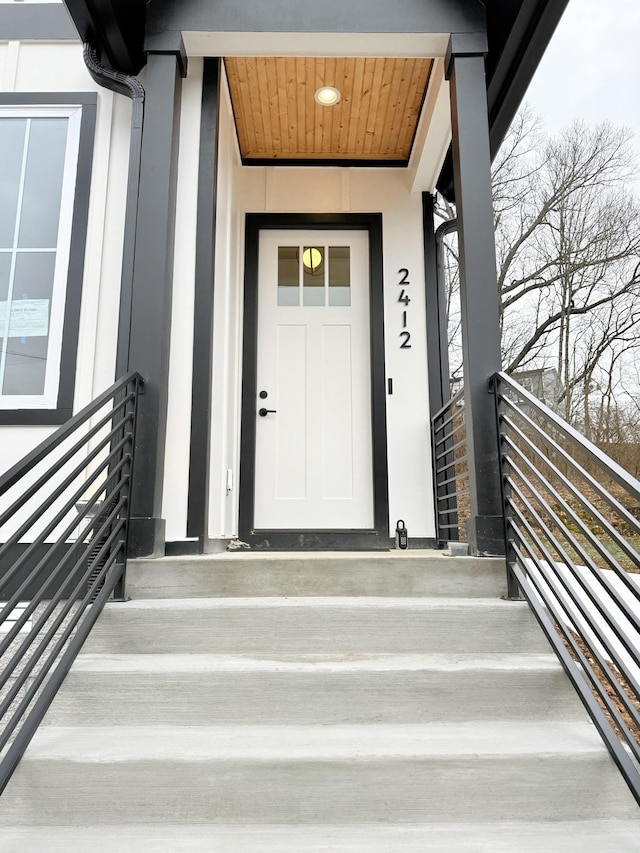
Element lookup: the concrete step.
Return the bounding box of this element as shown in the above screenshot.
[83,597,550,655]
[126,552,507,599]
[2,821,640,852]
[3,723,638,824]
[41,652,585,726]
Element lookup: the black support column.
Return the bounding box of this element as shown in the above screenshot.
[126,43,186,557]
[446,36,504,556]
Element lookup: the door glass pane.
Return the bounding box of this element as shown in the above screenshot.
[1,252,55,395]
[0,119,27,248]
[277,246,299,306]
[302,246,324,306]
[18,118,68,249]
[328,246,350,306]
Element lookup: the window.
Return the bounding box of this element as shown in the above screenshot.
[277,244,351,307]
[0,95,96,424]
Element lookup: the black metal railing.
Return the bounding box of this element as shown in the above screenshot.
[0,371,143,793]
[431,387,468,544]
[492,371,640,805]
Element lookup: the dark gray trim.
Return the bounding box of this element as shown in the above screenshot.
[147,0,485,38]
[448,52,504,556]
[445,30,489,75]
[0,4,78,41]
[187,58,220,543]
[423,193,453,418]
[0,93,97,426]
[239,212,389,549]
[126,51,183,557]
[144,31,188,79]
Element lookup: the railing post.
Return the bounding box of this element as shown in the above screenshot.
[492,374,522,600]
[113,374,142,601]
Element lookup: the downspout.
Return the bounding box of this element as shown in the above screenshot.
[82,43,145,379]
[435,217,457,405]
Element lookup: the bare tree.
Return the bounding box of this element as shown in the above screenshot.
[436,108,640,436]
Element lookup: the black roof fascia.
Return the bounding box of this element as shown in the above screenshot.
[63,0,146,74]
[437,0,570,200]
[485,0,571,156]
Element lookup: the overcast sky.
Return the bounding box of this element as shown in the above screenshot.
[524,0,640,173]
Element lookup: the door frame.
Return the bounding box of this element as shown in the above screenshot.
[239,212,390,550]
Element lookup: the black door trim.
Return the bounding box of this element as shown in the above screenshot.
[239,212,389,550]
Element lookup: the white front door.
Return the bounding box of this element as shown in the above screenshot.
[254,229,374,530]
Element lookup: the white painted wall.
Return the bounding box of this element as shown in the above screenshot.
[0,38,436,542]
[0,40,130,478]
[200,76,436,542]
[161,58,203,541]
[206,64,244,543]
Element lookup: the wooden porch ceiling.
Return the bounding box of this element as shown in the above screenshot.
[224,56,433,163]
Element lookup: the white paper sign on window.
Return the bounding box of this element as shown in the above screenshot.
[0,299,50,337]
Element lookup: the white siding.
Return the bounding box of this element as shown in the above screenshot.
[0,38,436,543]
[161,58,203,541]
[207,64,244,543]
[200,76,436,541]
[0,40,130,477]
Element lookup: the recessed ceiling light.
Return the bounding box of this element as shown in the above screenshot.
[314,86,341,106]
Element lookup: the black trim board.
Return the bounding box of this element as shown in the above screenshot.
[0,93,97,426]
[186,58,220,543]
[239,213,389,550]
[242,158,408,169]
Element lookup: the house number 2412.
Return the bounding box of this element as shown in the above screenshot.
[397,268,411,349]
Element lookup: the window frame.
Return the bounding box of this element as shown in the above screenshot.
[0,93,97,425]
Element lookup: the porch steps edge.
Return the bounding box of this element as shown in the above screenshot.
[125,552,507,599]
[2,821,640,852]
[82,597,551,655]
[41,651,585,726]
[3,723,639,823]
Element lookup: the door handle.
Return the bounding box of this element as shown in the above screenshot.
[259,408,277,417]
